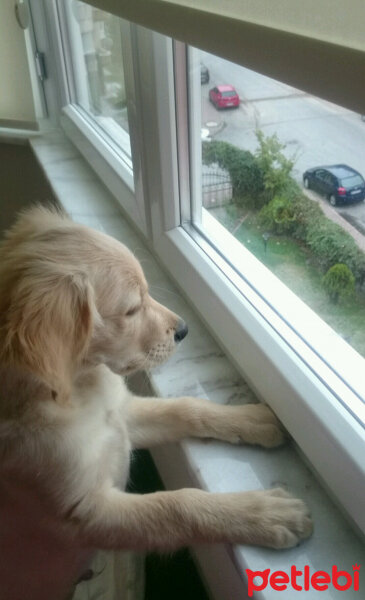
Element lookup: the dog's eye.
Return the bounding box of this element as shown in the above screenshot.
[125,305,140,317]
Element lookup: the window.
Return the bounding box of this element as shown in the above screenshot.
[184,46,365,424]
[62,0,131,157]
[32,0,365,536]
[43,0,148,231]
[163,38,365,533]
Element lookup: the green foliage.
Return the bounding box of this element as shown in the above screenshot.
[322,263,355,304]
[255,130,295,200]
[306,218,365,282]
[202,141,265,207]
[202,131,295,209]
[259,187,323,240]
[202,137,365,285]
[290,193,323,241]
[259,190,365,282]
[259,195,297,235]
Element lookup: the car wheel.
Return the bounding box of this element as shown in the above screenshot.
[304,177,310,189]
[329,194,337,207]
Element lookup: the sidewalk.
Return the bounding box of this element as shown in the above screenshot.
[202,97,225,138]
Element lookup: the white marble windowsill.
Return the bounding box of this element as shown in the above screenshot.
[29,129,364,599]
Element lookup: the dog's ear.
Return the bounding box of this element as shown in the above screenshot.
[4,270,94,404]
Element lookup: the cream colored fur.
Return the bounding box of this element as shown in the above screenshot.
[0,206,312,600]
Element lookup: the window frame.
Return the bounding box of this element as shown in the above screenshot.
[31,0,365,536]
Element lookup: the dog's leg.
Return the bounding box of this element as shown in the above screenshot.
[74,485,312,552]
[126,396,285,449]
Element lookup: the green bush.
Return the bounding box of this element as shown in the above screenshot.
[259,191,365,282]
[202,141,265,207]
[290,193,323,241]
[306,218,365,282]
[322,263,355,304]
[259,195,297,235]
[202,132,296,208]
[259,188,323,240]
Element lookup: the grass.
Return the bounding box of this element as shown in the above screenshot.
[210,203,365,358]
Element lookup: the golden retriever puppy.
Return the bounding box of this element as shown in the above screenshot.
[0,206,312,600]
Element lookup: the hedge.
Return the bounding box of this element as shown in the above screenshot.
[306,218,365,282]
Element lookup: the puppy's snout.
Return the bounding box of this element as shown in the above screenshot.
[174,319,188,343]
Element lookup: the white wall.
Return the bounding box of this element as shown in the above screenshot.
[0,0,36,126]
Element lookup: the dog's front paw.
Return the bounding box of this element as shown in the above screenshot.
[232,488,313,549]
[258,488,313,548]
[224,403,286,448]
[255,488,313,548]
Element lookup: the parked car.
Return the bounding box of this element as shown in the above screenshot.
[303,164,365,206]
[200,63,210,84]
[209,85,240,109]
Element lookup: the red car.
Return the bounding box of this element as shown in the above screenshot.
[209,84,240,109]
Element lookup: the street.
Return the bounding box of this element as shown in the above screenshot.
[200,51,365,236]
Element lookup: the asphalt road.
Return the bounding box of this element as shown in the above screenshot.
[200,51,365,236]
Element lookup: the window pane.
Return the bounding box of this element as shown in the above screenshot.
[64,0,130,155]
[188,47,365,397]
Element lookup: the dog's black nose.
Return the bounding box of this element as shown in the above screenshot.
[174,320,188,343]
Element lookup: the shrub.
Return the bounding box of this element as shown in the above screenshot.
[290,193,323,241]
[259,195,297,235]
[202,141,265,207]
[306,218,365,282]
[322,263,355,304]
[259,188,325,240]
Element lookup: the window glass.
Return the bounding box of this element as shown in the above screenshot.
[64,0,130,155]
[188,47,365,372]
[341,174,364,187]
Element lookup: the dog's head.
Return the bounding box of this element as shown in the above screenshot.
[0,206,187,404]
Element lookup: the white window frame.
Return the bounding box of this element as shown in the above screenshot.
[30,0,365,536]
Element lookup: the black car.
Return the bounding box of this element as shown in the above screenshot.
[303,164,365,206]
[200,63,210,84]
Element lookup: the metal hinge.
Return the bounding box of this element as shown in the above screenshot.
[35,51,47,82]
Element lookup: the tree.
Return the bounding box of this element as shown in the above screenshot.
[255,130,295,201]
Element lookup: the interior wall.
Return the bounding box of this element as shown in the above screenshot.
[0,1,36,126]
[0,143,57,237]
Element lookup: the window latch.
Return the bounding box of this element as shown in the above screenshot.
[35,51,47,82]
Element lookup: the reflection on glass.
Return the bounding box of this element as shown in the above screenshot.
[69,1,129,135]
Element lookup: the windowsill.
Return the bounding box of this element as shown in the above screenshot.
[29,128,365,599]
